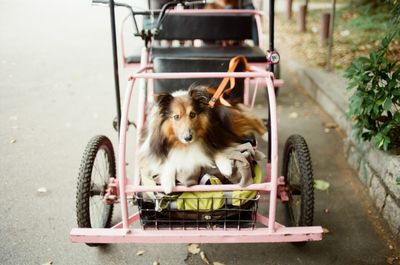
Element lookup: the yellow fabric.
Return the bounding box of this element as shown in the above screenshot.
[141,164,261,211]
[232,164,262,206]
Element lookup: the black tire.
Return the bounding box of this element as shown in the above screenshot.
[76,135,115,247]
[282,135,314,245]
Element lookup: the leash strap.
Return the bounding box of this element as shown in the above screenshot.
[208,55,250,108]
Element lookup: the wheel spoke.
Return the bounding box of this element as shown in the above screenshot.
[90,197,106,228]
[289,151,301,184]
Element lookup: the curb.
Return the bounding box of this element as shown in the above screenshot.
[281,55,400,240]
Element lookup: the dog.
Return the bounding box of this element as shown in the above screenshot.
[137,85,267,194]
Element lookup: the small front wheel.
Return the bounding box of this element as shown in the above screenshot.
[76,135,115,247]
[282,134,314,244]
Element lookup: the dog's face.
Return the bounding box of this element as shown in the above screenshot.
[155,87,210,145]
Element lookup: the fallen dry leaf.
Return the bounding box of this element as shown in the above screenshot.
[294,101,302,107]
[324,122,338,129]
[200,251,210,264]
[37,187,48,193]
[213,262,225,265]
[136,250,145,256]
[288,112,298,119]
[323,228,330,234]
[188,243,201,255]
[386,256,395,265]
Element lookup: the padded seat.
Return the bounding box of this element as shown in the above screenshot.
[153,57,245,100]
[151,46,267,63]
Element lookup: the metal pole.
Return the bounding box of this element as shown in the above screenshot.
[267,0,275,162]
[109,0,122,132]
[269,0,274,73]
[326,0,336,71]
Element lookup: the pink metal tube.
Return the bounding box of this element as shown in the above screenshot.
[118,78,136,230]
[118,65,151,229]
[71,226,323,244]
[129,71,272,80]
[244,78,250,106]
[125,183,270,194]
[249,65,279,232]
[118,64,154,229]
[256,214,284,228]
[122,68,275,230]
[133,48,151,187]
[111,213,140,229]
[265,76,279,232]
[254,13,264,49]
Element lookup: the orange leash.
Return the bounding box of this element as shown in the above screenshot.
[208,55,251,108]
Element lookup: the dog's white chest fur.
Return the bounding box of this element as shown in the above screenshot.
[167,142,213,172]
[159,142,215,193]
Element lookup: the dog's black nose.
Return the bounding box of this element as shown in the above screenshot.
[184,135,193,142]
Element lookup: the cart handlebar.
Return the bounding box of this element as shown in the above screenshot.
[91,0,214,9]
[91,0,214,45]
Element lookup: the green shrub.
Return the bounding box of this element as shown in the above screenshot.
[344,32,400,150]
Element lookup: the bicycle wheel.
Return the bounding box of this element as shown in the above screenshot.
[76,135,115,246]
[282,135,314,244]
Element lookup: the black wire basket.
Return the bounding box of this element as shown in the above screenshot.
[136,193,260,230]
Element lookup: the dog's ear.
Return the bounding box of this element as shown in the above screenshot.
[154,93,173,117]
[154,93,173,105]
[188,85,211,107]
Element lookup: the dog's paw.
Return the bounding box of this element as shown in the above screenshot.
[215,155,233,177]
[160,174,176,194]
[262,132,269,142]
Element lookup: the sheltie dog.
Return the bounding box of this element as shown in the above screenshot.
[138,85,268,193]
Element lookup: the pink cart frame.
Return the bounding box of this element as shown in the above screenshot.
[70,7,323,245]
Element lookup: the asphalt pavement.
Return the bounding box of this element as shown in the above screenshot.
[0,0,398,264]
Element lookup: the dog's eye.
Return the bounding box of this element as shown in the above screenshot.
[173,114,180,120]
[189,111,196,119]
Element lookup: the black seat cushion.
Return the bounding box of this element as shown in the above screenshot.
[151,46,267,63]
[153,57,245,100]
[155,14,253,41]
